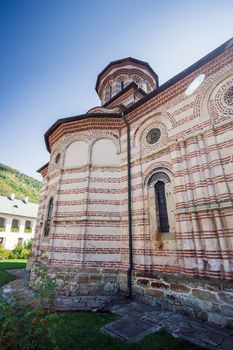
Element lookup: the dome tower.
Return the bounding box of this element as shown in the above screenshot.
[95,57,159,107]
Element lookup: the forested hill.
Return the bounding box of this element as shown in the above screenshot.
[0,163,42,203]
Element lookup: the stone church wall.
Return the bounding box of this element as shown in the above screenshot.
[32,41,233,326]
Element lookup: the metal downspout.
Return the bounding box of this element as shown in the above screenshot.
[122,112,133,298]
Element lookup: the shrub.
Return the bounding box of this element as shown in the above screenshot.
[24,238,33,250]
[11,239,32,259]
[0,262,65,350]
[0,247,12,260]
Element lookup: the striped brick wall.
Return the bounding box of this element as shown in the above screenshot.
[32,45,233,292]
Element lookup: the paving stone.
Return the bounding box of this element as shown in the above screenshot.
[222,336,233,350]
[101,316,161,342]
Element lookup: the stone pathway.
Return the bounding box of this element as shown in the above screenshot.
[102,301,233,350]
[1,269,233,350]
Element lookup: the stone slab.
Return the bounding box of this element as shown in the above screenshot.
[101,315,161,342]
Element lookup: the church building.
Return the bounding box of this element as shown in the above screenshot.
[32,38,233,326]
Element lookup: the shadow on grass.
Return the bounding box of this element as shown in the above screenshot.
[53,312,203,350]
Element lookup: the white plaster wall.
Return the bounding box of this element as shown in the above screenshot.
[0,214,36,250]
[91,139,119,165]
[64,141,88,168]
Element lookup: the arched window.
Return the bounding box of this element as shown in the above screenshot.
[154,181,169,233]
[148,171,173,235]
[44,198,53,237]
[105,85,112,101]
[120,80,124,91]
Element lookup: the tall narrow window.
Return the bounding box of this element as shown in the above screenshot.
[44,198,53,237]
[154,181,169,233]
[120,80,124,91]
[109,85,112,99]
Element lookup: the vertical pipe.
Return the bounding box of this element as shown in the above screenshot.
[122,112,133,298]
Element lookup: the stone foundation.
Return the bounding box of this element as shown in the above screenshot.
[30,263,233,327]
[30,263,120,297]
[128,271,233,328]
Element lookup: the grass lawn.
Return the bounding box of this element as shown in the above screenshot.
[52,312,202,350]
[0,259,26,287]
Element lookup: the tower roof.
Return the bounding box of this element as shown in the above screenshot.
[95,57,159,93]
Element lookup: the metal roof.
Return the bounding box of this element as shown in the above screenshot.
[0,195,38,219]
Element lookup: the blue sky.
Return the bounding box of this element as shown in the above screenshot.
[1,0,233,180]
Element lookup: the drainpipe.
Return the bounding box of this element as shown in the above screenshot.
[122,112,133,298]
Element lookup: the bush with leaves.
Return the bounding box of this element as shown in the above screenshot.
[0,247,12,260]
[0,262,67,350]
[11,239,32,259]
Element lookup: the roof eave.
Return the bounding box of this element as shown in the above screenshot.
[125,37,233,115]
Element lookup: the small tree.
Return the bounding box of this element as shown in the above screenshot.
[0,262,67,350]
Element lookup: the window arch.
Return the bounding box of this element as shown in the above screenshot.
[148,171,174,236]
[154,181,169,233]
[105,84,112,101]
[44,197,53,237]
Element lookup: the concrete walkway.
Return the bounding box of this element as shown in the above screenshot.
[1,269,233,350]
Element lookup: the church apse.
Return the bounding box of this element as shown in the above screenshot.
[31,39,233,326]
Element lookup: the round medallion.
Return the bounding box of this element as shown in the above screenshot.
[55,153,61,164]
[223,86,233,106]
[146,128,161,144]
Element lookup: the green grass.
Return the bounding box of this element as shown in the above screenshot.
[0,270,16,287]
[52,312,202,350]
[0,259,27,270]
[0,259,26,287]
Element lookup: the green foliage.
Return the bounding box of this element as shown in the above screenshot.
[0,163,42,204]
[12,242,32,259]
[0,247,12,260]
[0,262,63,350]
[0,240,32,260]
[11,227,19,232]
[24,238,33,249]
[0,226,5,232]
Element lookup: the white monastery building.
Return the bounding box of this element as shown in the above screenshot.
[0,194,38,249]
[32,38,233,327]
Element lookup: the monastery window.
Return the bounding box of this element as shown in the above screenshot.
[148,172,175,236]
[185,73,205,96]
[0,217,5,231]
[154,181,169,233]
[146,128,161,145]
[224,86,233,106]
[11,219,19,232]
[105,84,112,101]
[25,220,32,233]
[44,198,53,237]
[55,152,61,164]
[17,238,23,245]
[121,80,124,91]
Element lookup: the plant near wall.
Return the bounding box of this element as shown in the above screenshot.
[0,226,5,232]
[0,247,12,260]
[0,262,66,350]
[11,227,19,233]
[11,240,33,259]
